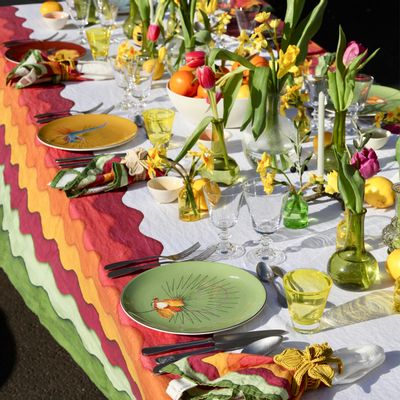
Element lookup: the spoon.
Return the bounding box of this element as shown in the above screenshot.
[256,262,288,308]
[241,335,284,355]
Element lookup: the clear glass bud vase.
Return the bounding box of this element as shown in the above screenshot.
[328,208,379,290]
[241,94,296,167]
[200,119,240,185]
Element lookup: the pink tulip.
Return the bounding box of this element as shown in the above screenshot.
[206,89,223,104]
[196,66,216,90]
[147,24,160,42]
[350,148,380,179]
[185,51,206,68]
[343,41,367,66]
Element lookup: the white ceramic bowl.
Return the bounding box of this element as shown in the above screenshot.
[42,11,69,30]
[167,85,250,129]
[147,176,183,204]
[365,128,391,150]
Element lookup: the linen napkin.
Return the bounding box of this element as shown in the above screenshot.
[164,343,385,400]
[50,149,159,198]
[6,49,113,88]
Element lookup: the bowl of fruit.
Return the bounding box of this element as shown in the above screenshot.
[166,68,250,129]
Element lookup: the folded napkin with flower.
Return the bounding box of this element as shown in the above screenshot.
[50,148,161,198]
[164,343,385,400]
[6,49,113,88]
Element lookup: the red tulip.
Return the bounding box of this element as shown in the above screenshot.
[147,24,160,42]
[196,66,216,90]
[185,51,206,68]
[350,148,380,179]
[343,41,367,66]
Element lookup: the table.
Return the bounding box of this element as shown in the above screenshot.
[1,3,399,400]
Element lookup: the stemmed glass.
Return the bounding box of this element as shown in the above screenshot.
[203,181,245,259]
[303,74,329,134]
[242,178,287,266]
[348,74,374,132]
[235,6,260,36]
[126,54,155,116]
[65,0,91,45]
[92,0,120,43]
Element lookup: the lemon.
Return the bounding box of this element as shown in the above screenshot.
[192,178,209,211]
[143,59,165,81]
[365,176,395,208]
[40,1,63,15]
[313,131,332,153]
[237,84,250,99]
[386,249,400,280]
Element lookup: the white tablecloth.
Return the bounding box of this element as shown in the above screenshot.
[15,3,400,399]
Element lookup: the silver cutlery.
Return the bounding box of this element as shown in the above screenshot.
[55,152,125,169]
[256,262,287,308]
[241,336,285,355]
[104,242,201,271]
[142,329,288,356]
[107,245,217,279]
[34,102,103,119]
[3,32,65,47]
[36,104,115,125]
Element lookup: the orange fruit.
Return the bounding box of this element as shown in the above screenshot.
[143,59,164,80]
[313,131,332,153]
[386,249,400,280]
[179,65,195,72]
[40,1,62,15]
[169,70,198,97]
[197,85,208,98]
[249,54,269,67]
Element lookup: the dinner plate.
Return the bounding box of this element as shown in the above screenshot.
[5,41,86,64]
[121,261,267,335]
[362,85,400,115]
[37,114,137,151]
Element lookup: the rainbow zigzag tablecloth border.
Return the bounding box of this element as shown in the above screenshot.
[0,6,179,399]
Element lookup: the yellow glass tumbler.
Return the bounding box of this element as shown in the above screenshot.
[283,269,332,333]
[86,26,111,61]
[142,108,175,150]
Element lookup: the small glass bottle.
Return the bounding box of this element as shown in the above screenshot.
[178,182,202,222]
[283,192,309,229]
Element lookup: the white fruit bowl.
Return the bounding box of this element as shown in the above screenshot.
[166,85,250,129]
[147,176,183,204]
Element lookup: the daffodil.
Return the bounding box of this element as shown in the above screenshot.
[256,152,272,175]
[277,45,300,79]
[261,172,276,194]
[309,174,325,185]
[268,18,280,29]
[255,12,271,24]
[197,0,217,14]
[198,143,214,172]
[325,170,339,194]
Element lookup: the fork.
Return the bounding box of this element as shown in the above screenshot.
[34,102,103,119]
[104,242,201,271]
[107,245,217,279]
[37,104,115,124]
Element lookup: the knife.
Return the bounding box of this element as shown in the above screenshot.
[152,336,283,374]
[142,329,287,356]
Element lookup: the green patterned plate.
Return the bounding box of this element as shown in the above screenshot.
[362,85,400,115]
[121,261,267,335]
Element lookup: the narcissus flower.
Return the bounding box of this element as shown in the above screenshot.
[325,171,339,194]
[277,45,300,79]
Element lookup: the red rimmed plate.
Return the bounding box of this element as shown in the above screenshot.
[5,41,86,64]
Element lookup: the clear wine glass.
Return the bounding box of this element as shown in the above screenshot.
[203,181,245,259]
[242,178,287,266]
[348,74,374,132]
[303,74,328,134]
[235,6,260,36]
[65,0,91,45]
[127,54,155,116]
[92,0,120,43]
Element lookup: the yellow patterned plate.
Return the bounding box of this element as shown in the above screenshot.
[37,114,137,151]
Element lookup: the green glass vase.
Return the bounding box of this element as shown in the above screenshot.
[283,192,309,229]
[123,0,140,39]
[200,119,240,185]
[328,208,379,291]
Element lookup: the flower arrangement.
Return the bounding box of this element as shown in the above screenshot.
[147,144,214,221]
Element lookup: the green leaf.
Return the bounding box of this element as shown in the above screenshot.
[198,9,211,32]
[174,116,214,164]
[208,48,254,70]
[335,26,347,77]
[396,137,400,172]
[194,29,212,45]
[282,0,306,50]
[250,67,270,139]
[221,72,243,124]
[292,0,328,63]
[357,48,380,71]
[327,70,340,110]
